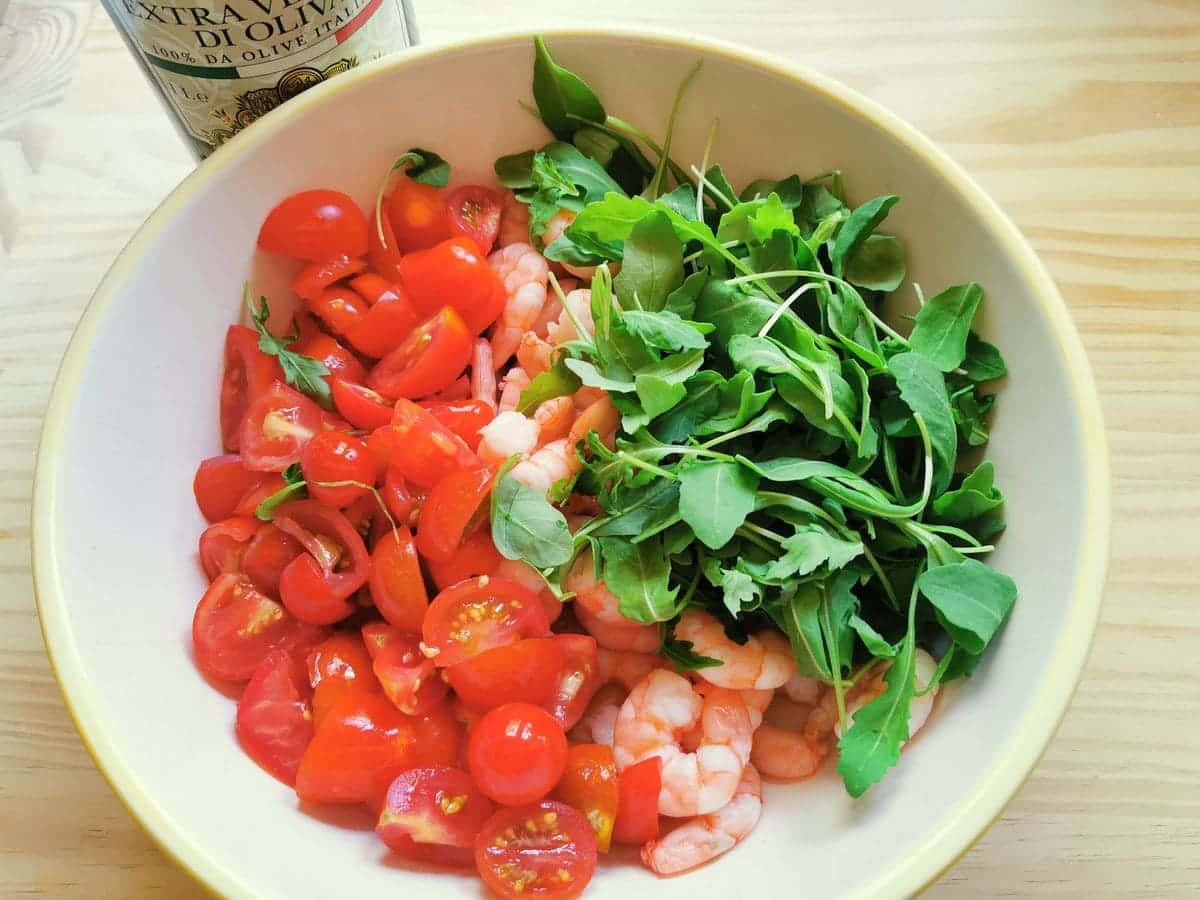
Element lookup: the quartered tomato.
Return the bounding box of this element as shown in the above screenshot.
[300,431,373,508]
[332,380,394,431]
[368,208,404,282]
[385,834,474,868]
[291,254,367,302]
[193,454,274,522]
[398,236,505,334]
[236,646,314,786]
[467,703,568,806]
[612,756,662,846]
[544,635,600,731]
[425,529,502,591]
[552,744,618,852]
[239,382,325,472]
[422,576,550,668]
[198,516,261,580]
[377,767,494,855]
[422,399,495,451]
[192,573,324,682]
[416,465,495,563]
[220,325,284,451]
[307,632,374,688]
[447,638,563,712]
[257,189,368,260]
[367,307,473,400]
[385,177,450,253]
[297,333,368,387]
[382,464,422,526]
[412,703,466,769]
[368,526,427,633]
[475,800,598,899]
[274,500,370,625]
[344,281,421,359]
[446,185,502,255]
[385,400,480,490]
[373,630,447,716]
[306,285,368,338]
[231,472,286,518]
[241,523,304,597]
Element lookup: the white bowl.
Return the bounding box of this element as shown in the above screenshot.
[33,28,1109,900]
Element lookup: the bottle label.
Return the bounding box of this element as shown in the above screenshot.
[105,0,412,151]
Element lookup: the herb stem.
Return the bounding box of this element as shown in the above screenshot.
[616,451,678,481]
[689,164,735,211]
[604,115,693,187]
[738,521,788,544]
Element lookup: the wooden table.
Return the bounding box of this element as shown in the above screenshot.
[3,0,1198,895]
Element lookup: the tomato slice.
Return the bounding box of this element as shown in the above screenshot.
[425,528,502,591]
[385,400,480,490]
[368,207,405,282]
[307,632,375,688]
[296,333,368,387]
[422,399,495,451]
[368,526,428,632]
[545,634,600,731]
[398,236,505,334]
[236,646,314,785]
[220,325,285,452]
[344,280,421,359]
[300,430,373,508]
[412,703,466,769]
[475,800,598,899]
[306,285,368,338]
[258,189,368,260]
[198,516,261,580]
[377,767,495,854]
[386,177,450,253]
[367,307,473,400]
[422,576,550,668]
[194,454,274,522]
[295,691,418,804]
[382,463,422,526]
[240,382,325,472]
[415,465,494,563]
[467,703,568,806]
[192,573,325,682]
[242,523,304,597]
[291,255,367,302]
[332,379,395,431]
[373,631,448,716]
[552,744,618,853]
[612,757,662,846]
[273,500,370,623]
[447,638,563,712]
[446,185,502,255]
[361,621,397,659]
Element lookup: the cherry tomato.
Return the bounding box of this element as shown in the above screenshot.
[425,528,502,591]
[300,431,373,508]
[384,834,474,867]
[361,621,397,659]
[192,573,324,682]
[612,756,661,846]
[429,377,471,402]
[331,379,394,432]
[345,288,422,359]
[377,767,494,855]
[416,465,494,563]
[236,646,314,786]
[446,186,502,255]
[475,800,598,899]
[368,307,473,400]
[297,333,368,387]
[552,744,618,852]
[368,208,404,282]
[274,500,370,624]
[198,516,261,580]
[278,555,354,626]
[258,189,368,260]
[382,464,422,526]
[422,576,550,668]
[306,285,368,338]
[368,526,428,632]
[386,177,450,253]
[347,272,394,305]
[447,638,563,712]
[373,631,447,716]
[242,523,304,597]
[239,382,325,472]
[422,399,495,451]
[467,703,567,806]
[295,690,417,804]
[220,325,285,451]
[412,703,466,769]
[307,632,374,689]
[193,454,274,522]
[398,237,505,334]
[291,255,367,302]
[545,635,600,731]
[386,400,480,490]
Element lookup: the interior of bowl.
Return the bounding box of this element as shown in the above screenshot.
[34,30,1108,900]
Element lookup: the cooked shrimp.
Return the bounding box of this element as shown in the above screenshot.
[493,558,562,624]
[781,673,822,705]
[751,685,836,781]
[509,438,578,494]
[533,396,574,445]
[542,209,596,280]
[569,683,627,747]
[530,295,563,339]
[740,689,774,730]
[488,242,549,367]
[641,764,762,876]
[476,410,538,465]
[676,611,796,691]
[497,190,531,248]
[836,648,939,742]
[572,385,608,411]
[596,648,667,691]
[564,549,660,652]
[497,367,530,413]
[470,339,497,410]
[576,605,661,653]
[613,669,753,817]
[546,288,594,345]
[516,332,554,378]
[567,394,619,450]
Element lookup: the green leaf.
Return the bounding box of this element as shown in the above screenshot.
[695,371,772,435]
[490,462,574,568]
[591,480,680,538]
[844,234,906,292]
[254,479,308,521]
[658,183,700,221]
[543,142,626,202]
[532,35,606,140]
[918,559,1017,655]
[660,635,723,671]
[908,283,984,372]
[931,461,1004,523]
[767,572,856,681]
[716,567,762,617]
[619,309,710,352]
[849,614,897,658]
[677,460,759,549]
[951,387,993,446]
[763,524,864,580]
[653,371,724,442]
[569,193,656,242]
[390,148,451,186]
[246,295,331,407]
[596,536,679,623]
[701,164,739,207]
[563,358,636,393]
[747,193,800,241]
[517,355,583,414]
[613,211,685,312]
[796,184,847,237]
[664,271,708,318]
[740,174,804,208]
[830,195,898,277]
[641,348,706,385]
[962,331,1008,382]
[889,352,958,495]
[634,373,686,419]
[748,231,801,293]
[644,61,701,200]
[494,150,536,188]
[572,125,621,167]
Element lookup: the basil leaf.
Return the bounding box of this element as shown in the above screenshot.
[830,195,898,277]
[918,559,1017,655]
[532,35,605,140]
[490,464,573,568]
[677,459,759,549]
[889,352,958,495]
[908,283,984,372]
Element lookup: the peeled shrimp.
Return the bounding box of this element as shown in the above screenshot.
[740,689,774,730]
[497,367,530,414]
[509,438,578,494]
[546,288,594,346]
[533,396,574,445]
[596,648,667,692]
[530,295,563,339]
[677,610,796,691]
[488,242,549,367]
[751,687,836,781]
[470,339,496,410]
[516,332,554,377]
[836,648,940,742]
[569,683,627,747]
[781,673,823,705]
[641,764,762,876]
[566,550,660,652]
[497,190,531,248]
[542,209,596,280]
[567,394,619,450]
[476,410,538,465]
[613,669,753,817]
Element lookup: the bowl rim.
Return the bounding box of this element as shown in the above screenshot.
[31,24,1110,900]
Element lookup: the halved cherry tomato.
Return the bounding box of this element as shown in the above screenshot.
[332,380,394,432]
[278,555,355,626]
[373,631,447,716]
[296,333,368,387]
[193,454,274,522]
[475,800,598,899]
[236,646,314,785]
[368,307,473,400]
[468,703,567,806]
[381,464,421,526]
[425,529,502,591]
[386,400,480,489]
[384,834,474,867]
[231,473,286,518]
[306,285,368,338]
[220,325,284,451]
[552,744,618,852]
[422,399,495,451]
[447,638,563,712]
[258,189,368,260]
[386,177,450,253]
[242,523,304,597]
[612,756,661,846]
[274,500,370,623]
[422,576,550,668]
[198,516,261,580]
[545,635,600,731]
[446,185,502,255]
[348,272,394,305]
[412,703,466,769]
[307,632,374,688]
[192,573,324,682]
[416,465,495,563]
[368,208,404,282]
[377,767,494,855]
[239,383,325,472]
[295,690,417,804]
[368,526,428,632]
[300,431,373,508]
[429,377,471,402]
[344,287,422,359]
[291,255,367,302]
[398,237,505,334]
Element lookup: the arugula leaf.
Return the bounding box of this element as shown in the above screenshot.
[596,536,679,623]
[660,634,723,671]
[695,371,772,436]
[246,295,331,407]
[389,148,451,186]
[532,35,605,140]
[591,479,679,538]
[748,231,801,293]
[715,566,762,617]
[740,174,804,208]
[848,614,897,658]
[767,572,856,681]
[677,459,759,549]
[763,524,863,580]
[962,331,1008,382]
[494,150,536,188]
[518,355,582,414]
[830,195,899,277]
[888,352,958,495]
[844,234,906,292]
[490,461,573,568]
[796,184,847,237]
[563,358,635,393]
[653,370,724,442]
[569,194,656,242]
[614,211,685,311]
[635,373,686,419]
[908,283,984,372]
[748,194,800,241]
[620,309,709,352]
[918,559,1017,655]
[952,386,994,446]
[255,464,308,521]
[931,461,1004,522]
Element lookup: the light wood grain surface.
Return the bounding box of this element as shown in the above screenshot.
[3,0,1198,896]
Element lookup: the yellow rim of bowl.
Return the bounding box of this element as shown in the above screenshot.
[32,25,1110,900]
